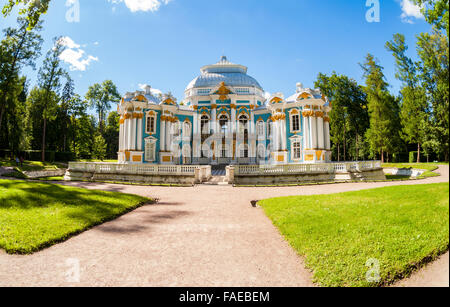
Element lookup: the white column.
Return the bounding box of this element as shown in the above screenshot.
[310,115,318,149]
[119,122,124,151]
[166,120,171,152]
[160,119,166,152]
[131,117,137,150]
[127,118,132,150]
[317,115,324,149]
[137,116,143,151]
[325,120,331,150]
[281,119,287,151]
[303,114,310,150]
[231,105,236,133]
[211,106,217,134]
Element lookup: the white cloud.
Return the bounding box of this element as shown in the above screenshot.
[58,36,99,71]
[139,84,163,96]
[108,0,172,12]
[400,0,424,24]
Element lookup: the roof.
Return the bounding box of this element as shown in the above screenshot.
[186,56,263,91]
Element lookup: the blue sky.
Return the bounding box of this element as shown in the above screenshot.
[1,0,431,102]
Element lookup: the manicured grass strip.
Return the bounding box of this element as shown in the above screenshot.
[0,159,66,172]
[382,163,440,172]
[0,180,150,254]
[260,183,449,287]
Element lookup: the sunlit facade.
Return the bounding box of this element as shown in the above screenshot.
[117,56,332,165]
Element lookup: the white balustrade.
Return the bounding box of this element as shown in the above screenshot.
[234,161,382,176]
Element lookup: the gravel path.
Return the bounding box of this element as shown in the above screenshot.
[0,165,448,287]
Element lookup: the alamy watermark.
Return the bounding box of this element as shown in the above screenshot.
[366,258,381,283]
[366,0,381,23]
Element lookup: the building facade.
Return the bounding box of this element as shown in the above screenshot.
[118,56,332,165]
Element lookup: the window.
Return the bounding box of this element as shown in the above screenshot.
[201,115,210,135]
[146,114,156,134]
[183,121,191,138]
[267,120,273,137]
[258,144,266,159]
[219,115,229,135]
[257,121,265,137]
[145,139,156,162]
[239,115,248,135]
[291,114,300,132]
[292,141,302,160]
[240,144,249,158]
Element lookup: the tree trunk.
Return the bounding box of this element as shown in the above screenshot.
[417,143,421,163]
[381,149,384,163]
[42,117,47,162]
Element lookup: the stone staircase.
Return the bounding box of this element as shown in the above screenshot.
[204,166,229,185]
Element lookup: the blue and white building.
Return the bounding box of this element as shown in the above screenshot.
[118,56,332,165]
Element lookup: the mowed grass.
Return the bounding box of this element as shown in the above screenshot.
[260,183,449,287]
[0,180,150,254]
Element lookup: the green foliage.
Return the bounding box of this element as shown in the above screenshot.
[92,133,107,161]
[104,111,120,159]
[361,54,402,162]
[0,180,149,254]
[315,72,369,161]
[260,183,449,287]
[85,80,121,133]
[2,0,50,30]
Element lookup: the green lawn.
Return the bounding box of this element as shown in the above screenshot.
[260,183,449,287]
[382,163,443,179]
[0,159,67,172]
[0,180,150,254]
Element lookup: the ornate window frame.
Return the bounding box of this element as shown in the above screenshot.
[289,136,303,162]
[144,137,157,162]
[289,109,301,133]
[145,111,157,135]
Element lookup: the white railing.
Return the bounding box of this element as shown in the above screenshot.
[68,162,200,176]
[234,161,382,176]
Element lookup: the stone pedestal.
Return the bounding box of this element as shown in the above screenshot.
[160,152,174,165]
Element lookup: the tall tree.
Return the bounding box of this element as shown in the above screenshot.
[412,0,448,35]
[361,54,401,163]
[37,37,66,161]
[315,72,369,161]
[60,75,75,152]
[85,80,121,134]
[416,29,449,161]
[104,111,120,159]
[0,17,43,135]
[386,33,429,162]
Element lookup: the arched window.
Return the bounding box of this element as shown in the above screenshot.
[201,115,210,135]
[290,110,301,133]
[146,113,156,134]
[258,144,266,159]
[257,121,265,137]
[219,114,229,135]
[239,114,249,135]
[267,120,273,137]
[183,121,191,138]
[172,120,181,137]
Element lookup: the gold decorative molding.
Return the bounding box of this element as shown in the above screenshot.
[315,111,324,118]
[270,97,283,104]
[302,110,314,117]
[211,104,218,109]
[298,92,312,100]
[230,104,237,109]
[323,116,330,123]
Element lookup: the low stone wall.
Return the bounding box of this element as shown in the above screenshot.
[24,169,67,179]
[64,162,211,185]
[228,162,386,185]
[383,168,425,178]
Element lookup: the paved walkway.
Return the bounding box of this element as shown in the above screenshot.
[0,166,448,287]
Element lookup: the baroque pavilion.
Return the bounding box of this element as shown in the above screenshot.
[117,56,332,166]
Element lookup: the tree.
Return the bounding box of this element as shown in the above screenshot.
[361,54,401,163]
[412,0,448,35]
[60,76,75,152]
[386,33,429,163]
[315,72,369,161]
[2,0,50,30]
[104,111,120,159]
[37,37,66,161]
[416,29,449,161]
[92,133,107,161]
[85,80,121,134]
[0,17,43,135]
